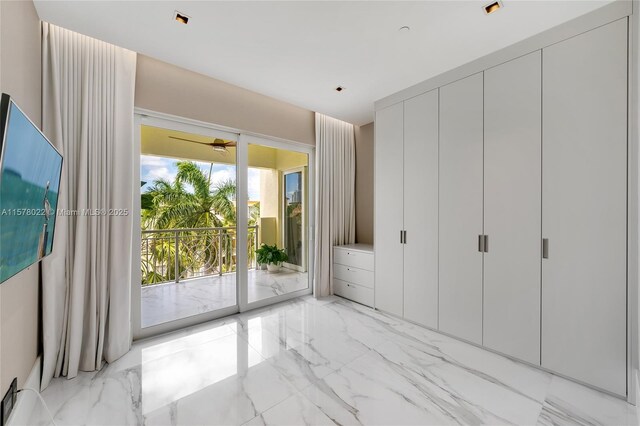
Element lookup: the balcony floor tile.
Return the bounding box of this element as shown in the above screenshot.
[141,269,309,328]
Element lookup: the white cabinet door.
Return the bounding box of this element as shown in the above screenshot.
[374,103,404,316]
[542,18,627,396]
[438,73,484,344]
[403,89,439,328]
[483,51,542,364]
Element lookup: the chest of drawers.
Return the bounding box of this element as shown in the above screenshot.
[333,244,374,307]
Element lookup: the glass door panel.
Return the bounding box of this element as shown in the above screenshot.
[139,124,238,328]
[246,142,310,304]
[283,170,305,271]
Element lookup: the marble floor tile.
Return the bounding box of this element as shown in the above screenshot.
[301,350,462,426]
[394,329,554,405]
[33,368,142,426]
[537,375,638,426]
[26,295,638,426]
[301,343,545,426]
[141,269,309,328]
[247,270,311,303]
[242,392,335,426]
[297,295,341,306]
[330,299,554,406]
[144,361,297,426]
[236,303,372,392]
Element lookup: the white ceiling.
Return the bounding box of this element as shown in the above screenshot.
[34,1,613,125]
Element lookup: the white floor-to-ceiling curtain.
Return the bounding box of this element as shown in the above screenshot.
[40,23,137,389]
[314,113,356,297]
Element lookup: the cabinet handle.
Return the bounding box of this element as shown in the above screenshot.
[400,230,404,244]
[483,235,489,253]
[403,230,407,244]
[542,238,549,259]
[478,235,485,253]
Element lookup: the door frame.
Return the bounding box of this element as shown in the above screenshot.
[132,109,314,340]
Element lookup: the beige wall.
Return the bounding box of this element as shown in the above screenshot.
[259,170,280,247]
[0,0,42,391]
[355,122,374,244]
[135,55,315,146]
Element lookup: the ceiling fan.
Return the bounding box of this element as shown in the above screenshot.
[169,136,236,153]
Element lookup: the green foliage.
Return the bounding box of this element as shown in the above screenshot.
[255,243,288,265]
[141,161,240,230]
[140,160,261,285]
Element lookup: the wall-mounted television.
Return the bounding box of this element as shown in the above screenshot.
[0,93,63,283]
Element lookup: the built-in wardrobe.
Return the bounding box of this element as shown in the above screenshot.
[374,16,629,397]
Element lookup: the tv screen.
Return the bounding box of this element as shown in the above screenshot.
[0,94,63,283]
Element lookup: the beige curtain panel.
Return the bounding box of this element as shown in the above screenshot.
[40,23,137,389]
[314,113,356,297]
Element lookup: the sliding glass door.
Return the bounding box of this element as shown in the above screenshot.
[133,116,240,337]
[132,113,314,339]
[240,137,312,308]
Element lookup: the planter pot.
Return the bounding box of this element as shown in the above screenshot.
[266,263,282,273]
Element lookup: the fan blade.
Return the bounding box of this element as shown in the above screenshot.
[169,136,214,146]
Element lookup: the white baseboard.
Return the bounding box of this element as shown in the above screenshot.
[7,356,40,426]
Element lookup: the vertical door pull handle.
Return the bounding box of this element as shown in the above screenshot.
[403,230,407,244]
[542,238,549,259]
[478,235,484,253]
[483,235,489,253]
[400,230,404,244]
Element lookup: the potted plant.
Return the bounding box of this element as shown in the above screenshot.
[255,243,288,273]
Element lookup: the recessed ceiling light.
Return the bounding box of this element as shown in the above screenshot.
[483,1,503,15]
[335,86,345,92]
[174,11,190,24]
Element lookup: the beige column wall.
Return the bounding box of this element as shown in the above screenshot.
[259,169,281,247]
[355,122,374,244]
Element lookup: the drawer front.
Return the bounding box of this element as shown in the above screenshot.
[334,279,374,307]
[334,248,374,271]
[333,263,374,288]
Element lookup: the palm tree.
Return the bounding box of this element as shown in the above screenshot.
[142,161,236,230]
[141,161,260,285]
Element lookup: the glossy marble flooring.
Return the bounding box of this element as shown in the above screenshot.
[141,269,309,327]
[27,296,637,426]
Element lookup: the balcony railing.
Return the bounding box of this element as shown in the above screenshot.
[141,225,259,286]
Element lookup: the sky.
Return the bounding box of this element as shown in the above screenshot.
[140,155,261,201]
